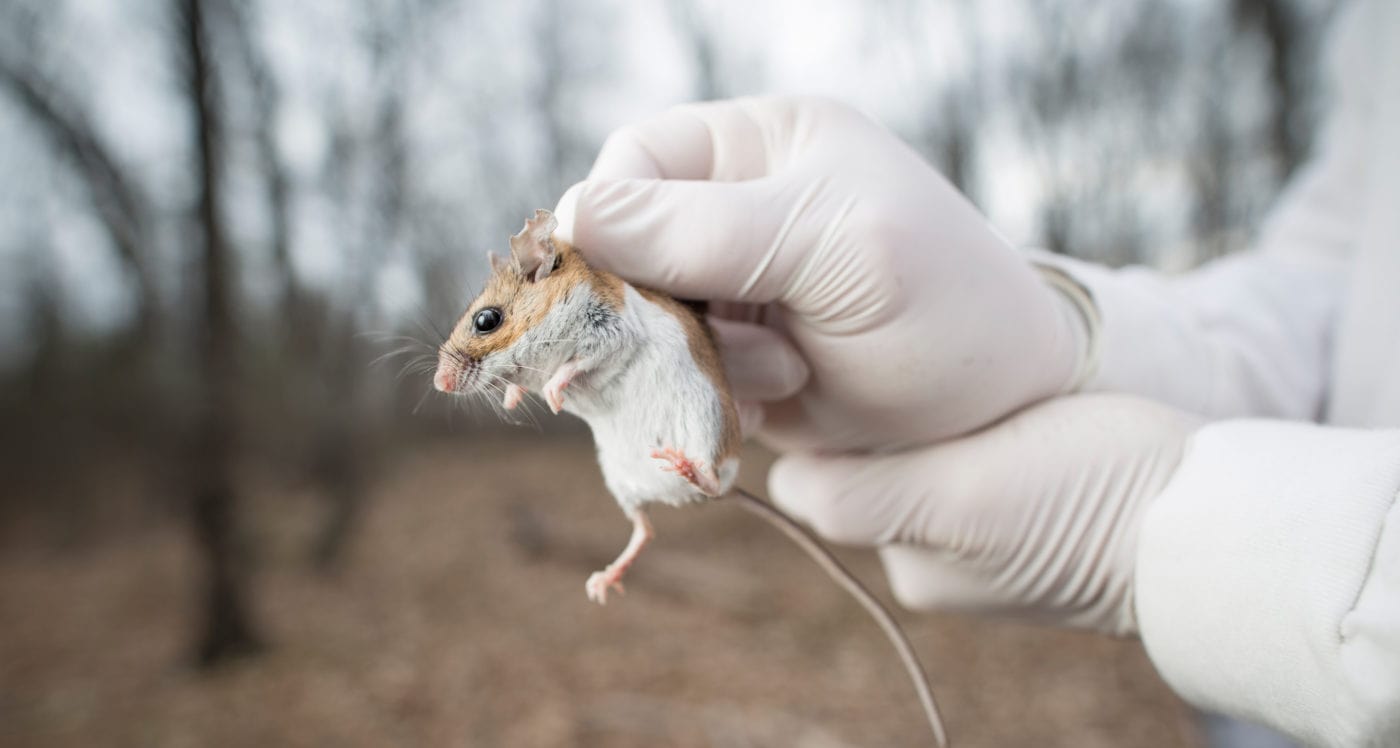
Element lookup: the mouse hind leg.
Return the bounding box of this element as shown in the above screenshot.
[586,509,653,605]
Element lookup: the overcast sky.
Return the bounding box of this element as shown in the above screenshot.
[0,0,1320,366]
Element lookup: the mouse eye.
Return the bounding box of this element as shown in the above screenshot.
[472,308,502,334]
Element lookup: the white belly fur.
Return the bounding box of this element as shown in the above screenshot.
[565,285,738,512]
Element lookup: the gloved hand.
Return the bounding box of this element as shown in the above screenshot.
[554,96,1085,452]
[770,394,1201,635]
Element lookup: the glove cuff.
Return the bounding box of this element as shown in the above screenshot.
[1032,259,1101,394]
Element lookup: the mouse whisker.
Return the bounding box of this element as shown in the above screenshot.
[410,385,436,416]
[516,337,583,345]
[407,308,450,347]
[371,344,428,369]
[477,372,544,429]
[397,361,439,383]
[484,393,521,425]
[474,383,529,427]
[360,332,436,349]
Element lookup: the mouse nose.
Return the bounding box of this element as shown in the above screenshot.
[433,356,458,393]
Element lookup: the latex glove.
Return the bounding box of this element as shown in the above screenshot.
[770,394,1201,635]
[554,96,1084,452]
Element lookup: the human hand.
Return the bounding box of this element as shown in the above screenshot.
[554,96,1085,452]
[769,394,1200,635]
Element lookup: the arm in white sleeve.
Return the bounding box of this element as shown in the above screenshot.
[1037,236,1348,420]
[1033,2,1373,420]
[1136,420,1400,747]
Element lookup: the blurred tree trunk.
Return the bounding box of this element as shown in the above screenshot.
[1191,40,1239,262]
[224,0,305,348]
[177,0,262,666]
[536,0,575,196]
[893,0,981,201]
[308,3,417,568]
[667,0,724,101]
[223,1,364,569]
[919,87,978,199]
[1232,0,1310,179]
[308,400,367,568]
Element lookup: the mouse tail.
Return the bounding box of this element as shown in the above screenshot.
[726,486,951,748]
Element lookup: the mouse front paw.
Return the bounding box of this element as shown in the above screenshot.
[543,361,580,414]
[502,383,525,410]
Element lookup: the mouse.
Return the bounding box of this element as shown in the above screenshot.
[433,209,949,746]
[433,209,741,604]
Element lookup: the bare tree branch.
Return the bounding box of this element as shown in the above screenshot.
[0,58,157,333]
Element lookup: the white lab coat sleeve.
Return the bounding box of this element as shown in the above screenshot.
[1134,420,1400,747]
[1029,2,1371,420]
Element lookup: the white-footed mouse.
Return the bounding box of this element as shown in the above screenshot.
[433,209,949,746]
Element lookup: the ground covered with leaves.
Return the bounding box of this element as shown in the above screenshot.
[1,437,1201,747]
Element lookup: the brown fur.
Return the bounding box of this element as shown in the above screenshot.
[446,238,617,362]
[583,256,625,311]
[635,287,742,461]
[447,237,739,461]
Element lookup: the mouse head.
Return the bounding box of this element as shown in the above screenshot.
[434,209,587,396]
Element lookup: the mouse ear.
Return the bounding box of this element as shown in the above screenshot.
[488,251,513,276]
[509,209,559,282]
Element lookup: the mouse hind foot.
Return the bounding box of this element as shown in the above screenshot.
[649,446,721,496]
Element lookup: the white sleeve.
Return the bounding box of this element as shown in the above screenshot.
[1031,2,1372,420]
[1135,420,1400,747]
